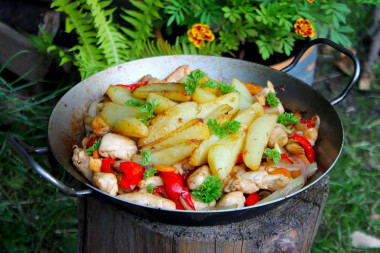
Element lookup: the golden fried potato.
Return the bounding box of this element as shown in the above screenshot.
[233,102,264,131]
[197,92,240,119]
[113,117,148,138]
[208,131,246,181]
[132,83,191,102]
[137,102,198,147]
[100,102,140,125]
[192,87,217,104]
[106,85,142,105]
[189,134,220,166]
[243,114,278,170]
[141,118,210,151]
[230,79,254,111]
[146,93,177,114]
[204,104,237,125]
[132,141,199,165]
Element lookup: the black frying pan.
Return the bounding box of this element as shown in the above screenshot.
[7,38,360,225]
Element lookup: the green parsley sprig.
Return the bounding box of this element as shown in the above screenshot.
[277,112,299,127]
[127,98,159,125]
[207,119,241,139]
[264,148,281,163]
[147,183,156,194]
[183,70,206,94]
[140,150,152,166]
[266,92,280,107]
[192,175,222,203]
[85,140,101,156]
[143,167,157,180]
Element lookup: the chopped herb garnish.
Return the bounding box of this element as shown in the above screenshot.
[207,119,241,139]
[266,92,280,107]
[85,140,101,156]
[192,175,223,203]
[201,79,218,89]
[143,167,157,180]
[183,70,207,94]
[264,148,281,163]
[141,150,152,166]
[147,183,156,194]
[277,112,299,127]
[127,98,159,125]
[217,81,236,95]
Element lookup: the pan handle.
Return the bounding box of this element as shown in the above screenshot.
[7,135,92,198]
[281,38,360,106]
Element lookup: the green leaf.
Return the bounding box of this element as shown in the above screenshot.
[140,150,152,166]
[277,112,299,127]
[85,140,101,156]
[266,92,280,107]
[264,148,281,163]
[192,175,222,203]
[207,119,241,139]
[143,167,157,180]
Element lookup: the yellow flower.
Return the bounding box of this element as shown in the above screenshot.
[294,18,315,38]
[187,24,215,48]
[307,0,314,2]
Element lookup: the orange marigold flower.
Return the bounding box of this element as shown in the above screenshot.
[294,18,315,38]
[307,0,314,2]
[187,24,215,48]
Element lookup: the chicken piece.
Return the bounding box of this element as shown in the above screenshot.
[238,171,290,192]
[180,194,216,211]
[285,142,305,155]
[98,133,138,160]
[173,158,195,175]
[223,165,246,192]
[268,125,288,147]
[91,114,110,137]
[254,94,266,106]
[186,165,211,190]
[89,157,102,172]
[230,178,260,194]
[138,176,163,188]
[72,145,93,182]
[164,65,190,83]
[304,127,318,146]
[216,191,245,209]
[118,192,176,210]
[93,172,118,196]
[258,81,285,113]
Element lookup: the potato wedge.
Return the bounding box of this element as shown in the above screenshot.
[141,118,210,151]
[113,117,148,138]
[106,85,142,105]
[100,102,140,125]
[189,134,220,166]
[132,83,191,102]
[233,102,264,131]
[146,93,177,114]
[208,131,246,181]
[231,79,254,111]
[204,104,237,125]
[132,141,199,165]
[138,102,198,147]
[197,92,240,119]
[192,87,217,104]
[243,114,278,170]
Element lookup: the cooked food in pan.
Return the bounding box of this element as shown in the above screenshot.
[72,65,319,210]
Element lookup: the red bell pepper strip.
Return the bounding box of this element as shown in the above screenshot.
[152,185,168,198]
[299,119,313,129]
[235,152,243,164]
[101,157,116,174]
[245,192,260,206]
[160,172,195,210]
[281,153,294,164]
[292,133,315,163]
[119,161,144,190]
[86,137,99,149]
[116,81,148,91]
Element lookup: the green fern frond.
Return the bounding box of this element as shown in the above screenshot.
[51,0,103,65]
[120,0,164,56]
[87,0,129,66]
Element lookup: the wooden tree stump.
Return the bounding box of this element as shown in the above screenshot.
[77,176,329,253]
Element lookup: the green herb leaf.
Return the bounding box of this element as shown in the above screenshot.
[207,119,241,139]
[127,98,159,125]
[183,70,207,94]
[126,99,145,107]
[147,183,156,194]
[85,140,101,156]
[192,175,222,203]
[277,112,299,127]
[143,167,157,180]
[201,79,218,89]
[141,150,152,166]
[266,92,280,107]
[217,81,236,95]
[264,148,281,163]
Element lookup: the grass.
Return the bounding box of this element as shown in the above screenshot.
[1,47,379,253]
